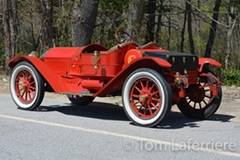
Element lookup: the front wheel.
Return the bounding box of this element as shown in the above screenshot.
[177,70,222,119]
[10,62,45,110]
[122,68,172,127]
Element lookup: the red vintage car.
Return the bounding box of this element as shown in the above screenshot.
[8,30,222,127]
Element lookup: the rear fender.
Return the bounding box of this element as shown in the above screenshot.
[95,57,171,96]
[8,56,67,93]
[198,58,222,72]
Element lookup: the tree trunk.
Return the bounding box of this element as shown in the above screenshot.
[72,0,99,47]
[187,0,195,54]
[180,3,187,53]
[146,0,156,43]
[225,0,240,70]
[156,0,164,44]
[3,0,15,75]
[127,0,145,41]
[42,0,54,48]
[225,4,237,70]
[204,0,221,58]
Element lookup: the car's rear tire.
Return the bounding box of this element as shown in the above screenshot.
[67,95,95,105]
[122,68,172,127]
[10,62,45,110]
[177,70,222,119]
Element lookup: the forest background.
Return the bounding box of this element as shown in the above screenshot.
[0,0,239,85]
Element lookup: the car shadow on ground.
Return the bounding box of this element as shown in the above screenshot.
[38,102,129,121]
[156,112,235,129]
[37,102,236,129]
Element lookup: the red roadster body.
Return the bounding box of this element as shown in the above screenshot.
[8,30,222,127]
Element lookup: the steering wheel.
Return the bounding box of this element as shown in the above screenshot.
[115,30,132,44]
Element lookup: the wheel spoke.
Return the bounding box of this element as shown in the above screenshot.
[199,103,202,109]
[139,81,144,89]
[203,99,207,105]
[132,94,140,98]
[150,102,158,109]
[134,86,141,93]
[29,81,35,85]
[18,87,24,92]
[19,72,25,78]
[143,106,147,115]
[27,90,32,101]
[187,99,192,105]
[149,83,155,92]
[152,97,160,102]
[20,90,26,98]
[133,100,141,105]
[138,104,144,110]
[25,90,28,101]
[148,106,153,115]
[146,80,149,89]
[151,90,160,96]
[23,71,29,80]
[29,85,36,91]
[201,82,210,88]
[205,95,211,98]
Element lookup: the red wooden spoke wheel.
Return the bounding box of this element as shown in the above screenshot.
[15,70,36,103]
[122,68,172,127]
[177,70,222,119]
[130,78,162,119]
[10,62,45,110]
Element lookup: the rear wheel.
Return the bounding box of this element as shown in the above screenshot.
[10,62,45,110]
[177,70,222,119]
[122,68,172,127]
[67,95,95,105]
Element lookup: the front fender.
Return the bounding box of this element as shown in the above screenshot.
[8,55,68,93]
[95,57,171,96]
[198,58,222,72]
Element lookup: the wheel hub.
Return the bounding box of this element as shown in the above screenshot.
[139,95,146,102]
[187,85,205,102]
[139,90,153,104]
[23,80,30,90]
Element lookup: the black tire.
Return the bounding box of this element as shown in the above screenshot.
[177,70,222,119]
[67,95,95,105]
[10,62,45,110]
[122,68,172,127]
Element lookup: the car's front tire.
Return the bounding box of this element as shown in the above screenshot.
[122,68,172,127]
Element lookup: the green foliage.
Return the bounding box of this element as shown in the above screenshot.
[192,35,207,57]
[222,69,240,86]
[53,0,74,47]
[91,0,129,48]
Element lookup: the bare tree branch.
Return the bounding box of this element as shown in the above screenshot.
[186,0,229,28]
